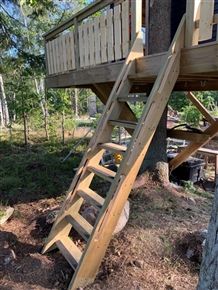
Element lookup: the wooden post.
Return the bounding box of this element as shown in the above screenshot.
[131,0,142,45]
[185,0,201,47]
[74,18,80,70]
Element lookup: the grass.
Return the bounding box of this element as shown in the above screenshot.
[0,128,88,205]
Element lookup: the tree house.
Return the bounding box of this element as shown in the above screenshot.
[43,1,218,289]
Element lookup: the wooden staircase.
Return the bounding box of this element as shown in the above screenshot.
[42,16,185,290]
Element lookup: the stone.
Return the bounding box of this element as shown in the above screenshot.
[114,200,130,235]
[0,206,14,225]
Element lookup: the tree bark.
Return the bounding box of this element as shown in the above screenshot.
[197,176,218,290]
[0,74,10,126]
[141,0,172,183]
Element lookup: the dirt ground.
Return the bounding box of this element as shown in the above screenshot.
[0,177,213,290]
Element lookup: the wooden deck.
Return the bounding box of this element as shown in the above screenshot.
[45,41,218,91]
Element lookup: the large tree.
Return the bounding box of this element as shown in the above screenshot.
[141,0,186,182]
[197,176,218,290]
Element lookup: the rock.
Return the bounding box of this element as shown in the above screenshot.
[200,229,208,240]
[81,200,130,234]
[3,249,16,265]
[46,209,59,224]
[0,206,14,225]
[114,200,130,235]
[133,260,144,269]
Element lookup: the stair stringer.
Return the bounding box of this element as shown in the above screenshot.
[68,15,186,290]
[42,33,144,254]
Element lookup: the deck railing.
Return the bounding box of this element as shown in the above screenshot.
[45,0,142,76]
[186,0,218,47]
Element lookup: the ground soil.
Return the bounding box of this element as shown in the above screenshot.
[0,177,213,290]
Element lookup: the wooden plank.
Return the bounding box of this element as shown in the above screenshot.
[106,9,115,62]
[89,21,95,66]
[130,0,142,44]
[170,120,218,172]
[186,91,216,124]
[198,147,218,156]
[100,14,107,63]
[44,0,116,41]
[114,5,122,60]
[79,24,85,68]
[62,35,67,72]
[199,0,214,41]
[65,213,93,242]
[65,33,71,71]
[84,22,90,67]
[185,0,201,47]
[46,42,51,75]
[53,39,58,74]
[56,236,82,270]
[74,18,80,70]
[94,17,101,65]
[122,0,130,58]
[88,164,116,182]
[69,31,76,70]
[167,129,210,142]
[77,188,105,209]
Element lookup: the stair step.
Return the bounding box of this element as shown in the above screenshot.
[56,236,82,270]
[118,96,147,103]
[65,213,93,242]
[88,164,116,182]
[99,142,127,154]
[78,188,105,209]
[109,120,137,130]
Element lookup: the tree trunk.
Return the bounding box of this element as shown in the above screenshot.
[197,177,218,290]
[140,0,172,183]
[23,111,28,146]
[0,74,10,126]
[61,110,65,145]
[0,94,4,128]
[74,88,79,118]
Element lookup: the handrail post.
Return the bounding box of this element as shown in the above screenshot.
[74,18,80,70]
[185,0,201,47]
[130,0,142,46]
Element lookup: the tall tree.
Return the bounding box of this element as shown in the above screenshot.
[197,176,218,290]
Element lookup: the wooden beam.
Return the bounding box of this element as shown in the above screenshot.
[92,83,137,136]
[170,120,218,172]
[185,0,201,47]
[131,0,142,44]
[186,91,216,124]
[167,129,210,142]
[199,0,214,42]
[45,42,218,89]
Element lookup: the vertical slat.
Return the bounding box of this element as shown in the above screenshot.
[114,5,122,60]
[45,42,51,75]
[130,0,142,45]
[89,21,95,66]
[107,9,114,62]
[100,14,107,63]
[84,22,90,67]
[185,0,201,47]
[49,41,55,74]
[56,37,61,73]
[122,0,130,58]
[69,31,76,70]
[74,18,80,70]
[62,35,67,72]
[65,33,71,71]
[52,39,58,74]
[79,24,85,68]
[94,18,101,65]
[199,0,214,41]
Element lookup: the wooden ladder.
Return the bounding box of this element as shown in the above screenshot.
[42,17,185,290]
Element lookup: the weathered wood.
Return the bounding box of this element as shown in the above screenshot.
[130,0,142,45]
[107,9,115,62]
[100,15,107,63]
[122,0,129,57]
[167,129,210,142]
[94,18,101,65]
[89,21,95,66]
[79,24,85,67]
[114,5,122,60]
[84,23,90,67]
[199,0,214,41]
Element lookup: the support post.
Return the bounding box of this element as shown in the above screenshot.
[131,0,142,45]
[185,0,201,47]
